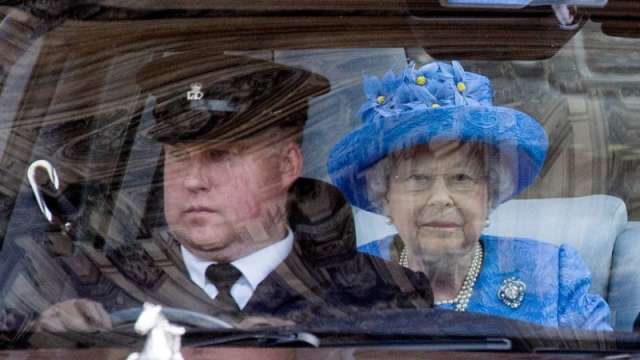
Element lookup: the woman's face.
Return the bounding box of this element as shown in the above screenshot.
[383,141,489,257]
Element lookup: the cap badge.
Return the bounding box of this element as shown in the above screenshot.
[187,82,204,100]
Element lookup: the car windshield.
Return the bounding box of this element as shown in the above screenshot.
[1,1,639,356]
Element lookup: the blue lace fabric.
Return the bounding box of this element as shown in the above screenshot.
[358,235,612,331]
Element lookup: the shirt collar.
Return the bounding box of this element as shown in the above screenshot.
[180,227,294,291]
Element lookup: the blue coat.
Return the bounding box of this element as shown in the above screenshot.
[359,234,612,331]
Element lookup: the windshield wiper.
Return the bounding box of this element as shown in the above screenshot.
[319,336,512,351]
[187,331,320,347]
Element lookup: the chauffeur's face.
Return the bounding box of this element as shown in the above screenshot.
[163,133,302,261]
[384,141,489,258]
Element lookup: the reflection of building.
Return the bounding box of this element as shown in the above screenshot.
[510,21,639,220]
[410,24,640,221]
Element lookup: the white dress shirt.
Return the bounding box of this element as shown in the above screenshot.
[180,228,294,310]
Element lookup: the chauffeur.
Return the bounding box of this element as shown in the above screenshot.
[37,52,433,332]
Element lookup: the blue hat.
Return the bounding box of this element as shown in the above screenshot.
[327,61,548,213]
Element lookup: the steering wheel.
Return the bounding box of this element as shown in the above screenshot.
[109,307,320,347]
[110,307,234,330]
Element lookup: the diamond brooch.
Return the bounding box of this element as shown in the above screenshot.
[498,277,526,309]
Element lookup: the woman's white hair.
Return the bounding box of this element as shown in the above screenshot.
[364,142,516,214]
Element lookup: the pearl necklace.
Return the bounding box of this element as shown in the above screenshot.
[399,242,483,312]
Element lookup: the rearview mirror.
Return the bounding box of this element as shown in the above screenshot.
[440,0,607,8]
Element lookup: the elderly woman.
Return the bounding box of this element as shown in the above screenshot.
[327,61,611,331]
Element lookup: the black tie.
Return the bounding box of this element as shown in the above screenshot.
[205,263,242,310]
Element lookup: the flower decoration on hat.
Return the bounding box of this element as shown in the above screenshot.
[358,61,493,124]
[359,70,401,123]
[452,61,467,93]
